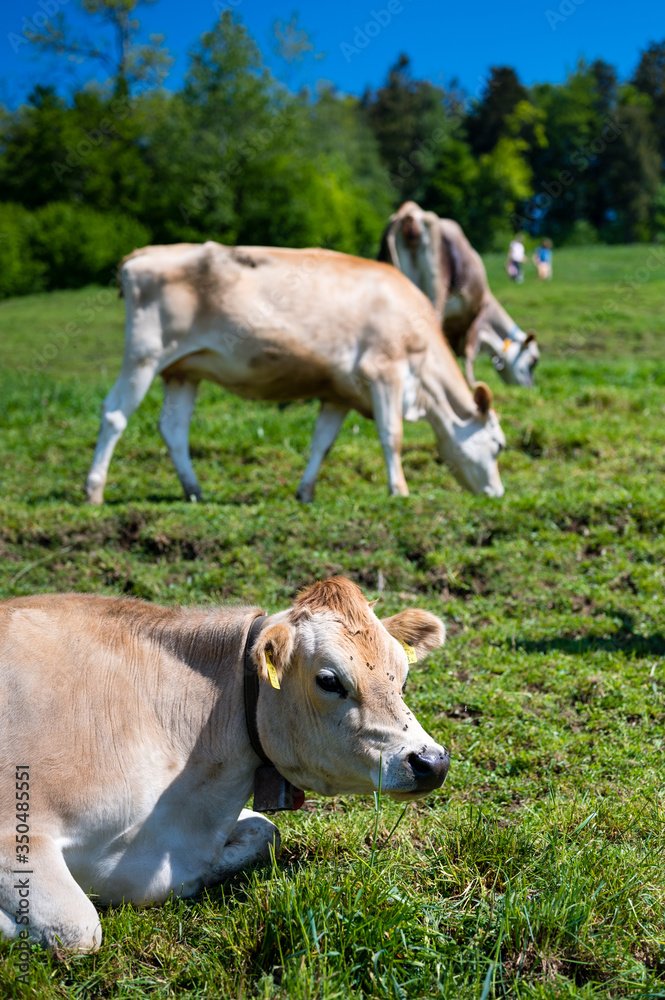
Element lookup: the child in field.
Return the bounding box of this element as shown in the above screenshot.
[506,234,525,283]
[532,238,553,280]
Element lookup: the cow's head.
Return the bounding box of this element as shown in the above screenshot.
[253,578,449,800]
[495,331,539,387]
[432,383,505,498]
[400,205,424,250]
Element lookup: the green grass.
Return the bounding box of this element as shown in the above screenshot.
[0,243,664,998]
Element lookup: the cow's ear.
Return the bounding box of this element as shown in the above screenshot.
[252,623,295,685]
[473,382,493,415]
[381,609,445,661]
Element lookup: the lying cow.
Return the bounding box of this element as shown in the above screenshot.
[85,242,505,503]
[0,577,448,951]
[378,202,540,388]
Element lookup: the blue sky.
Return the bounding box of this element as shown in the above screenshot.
[1,0,662,108]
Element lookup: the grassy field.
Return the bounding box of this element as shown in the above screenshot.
[0,244,664,998]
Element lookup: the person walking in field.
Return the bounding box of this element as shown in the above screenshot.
[506,234,525,283]
[532,238,553,280]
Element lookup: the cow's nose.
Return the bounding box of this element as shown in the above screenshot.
[407,749,450,791]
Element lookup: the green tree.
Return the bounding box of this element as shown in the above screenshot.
[166,11,295,242]
[0,86,71,208]
[527,63,607,239]
[163,12,389,254]
[600,88,661,241]
[419,130,479,234]
[0,84,155,216]
[591,58,619,116]
[465,67,528,157]
[632,40,665,161]
[362,54,448,202]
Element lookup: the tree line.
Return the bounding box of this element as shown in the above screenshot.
[1,2,664,298]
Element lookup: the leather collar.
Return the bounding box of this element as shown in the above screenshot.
[241,613,306,812]
[243,614,270,764]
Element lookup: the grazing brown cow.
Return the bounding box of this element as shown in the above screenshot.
[0,578,448,951]
[378,202,540,387]
[85,242,505,503]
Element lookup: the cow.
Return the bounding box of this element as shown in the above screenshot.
[84,242,505,504]
[378,202,540,388]
[0,577,449,952]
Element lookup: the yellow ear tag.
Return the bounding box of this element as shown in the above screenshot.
[400,641,417,664]
[265,651,281,690]
[503,338,512,353]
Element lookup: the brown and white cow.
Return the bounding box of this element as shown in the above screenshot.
[0,578,448,951]
[85,242,505,504]
[378,202,540,388]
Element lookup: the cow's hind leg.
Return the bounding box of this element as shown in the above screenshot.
[159,377,202,502]
[370,376,409,497]
[86,358,159,504]
[296,402,348,503]
[0,834,101,952]
[207,809,280,885]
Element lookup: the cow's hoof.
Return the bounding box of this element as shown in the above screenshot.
[85,484,104,505]
[295,486,314,504]
[183,486,203,503]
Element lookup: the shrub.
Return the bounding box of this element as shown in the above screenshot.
[0,202,151,299]
[0,204,47,298]
[30,203,151,290]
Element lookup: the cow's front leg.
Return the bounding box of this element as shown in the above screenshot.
[86,357,160,504]
[208,809,281,885]
[0,834,102,953]
[296,402,348,503]
[464,346,478,388]
[474,317,512,386]
[370,375,409,497]
[159,377,203,502]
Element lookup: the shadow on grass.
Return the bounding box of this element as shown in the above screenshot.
[515,611,665,658]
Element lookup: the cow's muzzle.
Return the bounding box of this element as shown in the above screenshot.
[407,747,450,792]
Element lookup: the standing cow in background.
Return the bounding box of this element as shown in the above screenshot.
[378,202,540,388]
[85,242,505,504]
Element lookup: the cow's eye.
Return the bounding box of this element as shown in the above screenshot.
[316,670,347,697]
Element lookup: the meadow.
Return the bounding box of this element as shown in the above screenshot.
[0,243,664,998]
